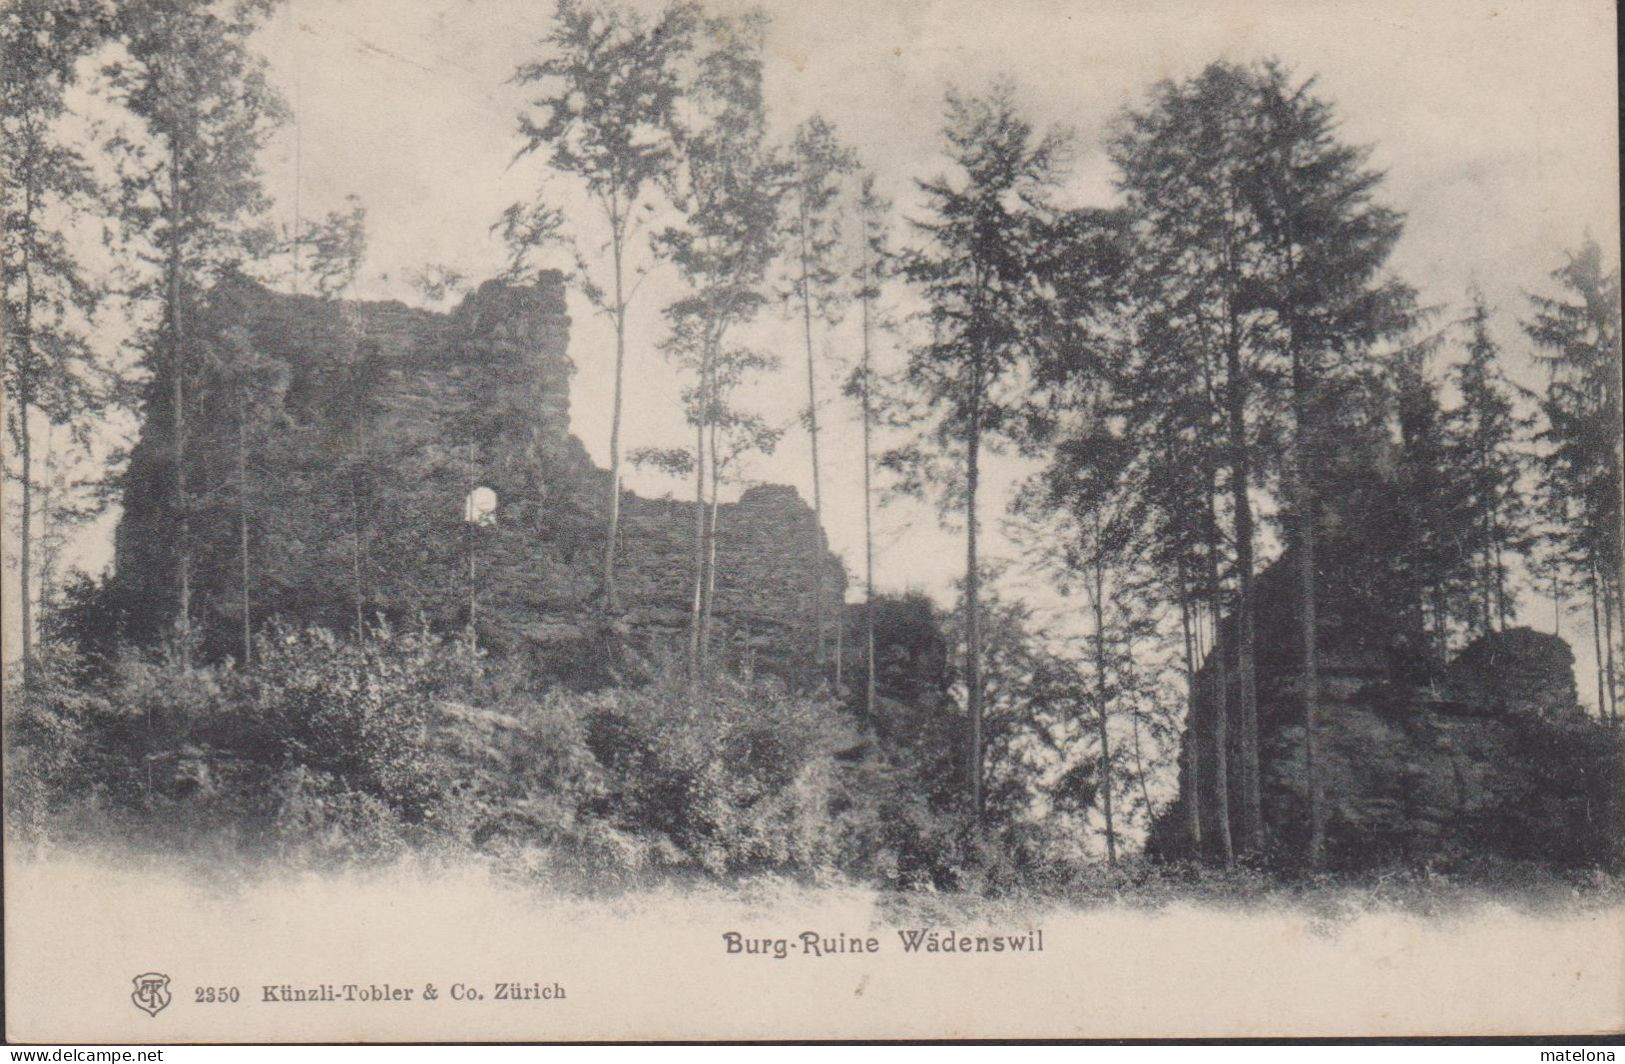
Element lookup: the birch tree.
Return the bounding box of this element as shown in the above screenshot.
[846,172,895,718]
[780,115,855,663]
[102,0,285,666]
[508,0,697,613]
[655,8,785,673]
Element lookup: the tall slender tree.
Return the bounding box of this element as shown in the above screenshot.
[1525,240,1623,721]
[1013,426,1156,870]
[508,0,698,614]
[781,115,856,665]
[847,172,895,718]
[103,0,286,667]
[699,350,782,657]
[655,8,785,673]
[1447,289,1535,637]
[1103,61,1411,864]
[197,317,289,664]
[1246,61,1412,864]
[892,81,1070,824]
[301,200,369,640]
[2,0,113,683]
[1109,64,1268,856]
[1390,324,1473,655]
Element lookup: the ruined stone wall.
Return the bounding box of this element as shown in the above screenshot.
[110,272,845,673]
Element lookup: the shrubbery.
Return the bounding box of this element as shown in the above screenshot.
[3,622,977,889]
[6,623,468,862]
[16,619,1614,896]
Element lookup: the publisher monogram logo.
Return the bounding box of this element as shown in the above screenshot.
[131,972,172,1017]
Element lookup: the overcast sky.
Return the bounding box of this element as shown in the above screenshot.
[6,0,1620,692]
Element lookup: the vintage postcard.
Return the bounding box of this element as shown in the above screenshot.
[3,0,1621,1044]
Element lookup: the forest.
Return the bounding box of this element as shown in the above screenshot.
[3,0,1622,897]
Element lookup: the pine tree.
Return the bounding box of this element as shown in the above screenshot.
[1525,240,1623,721]
[1108,63,1270,858]
[1104,61,1412,865]
[1246,61,1412,864]
[1098,260,1238,862]
[1447,289,1535,637]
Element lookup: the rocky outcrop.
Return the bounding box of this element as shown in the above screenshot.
[1150,602,1623,871]
[1142,424,1623,873]
[109,273,845,679]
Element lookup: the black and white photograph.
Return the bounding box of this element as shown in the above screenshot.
[2,0,1621,1043]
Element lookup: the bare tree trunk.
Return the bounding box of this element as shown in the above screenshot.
[169,142,191,669]
[238,388,252,665]
[864,601,877,713]
[965,377,984,825]
[603,213,628,612]
[18,396,33,683]
[1091,549,1117,867]
[796,197,828,663]
[350,461,365,640]
[688,407,706,676]
[1193,590,1207,663]
[1204,480,1235,867]
[834,605,844,690]
[859,217,878,720]
[1433,586,1450,660]
[1492,506,1509,629]
[465,517,477,647]
[1293,357,1326,868]
[1613,346,1625,715]
[1589,564,1606,719]
[17,174,36,681]
[1129,698,1156,829]
[702,414,720,659]
[1601,570,1619,722]
[1177,555,1202,851]
[1224,317,1262,854]
[38,425,56,645]
[1296,464,1325,865]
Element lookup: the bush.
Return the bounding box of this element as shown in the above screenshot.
[3,647,106,848]
[30,616,1612,896]
[252,622,464,824]
[4,621,479,861]
[7,629,912,885]
[582,664,858,877]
